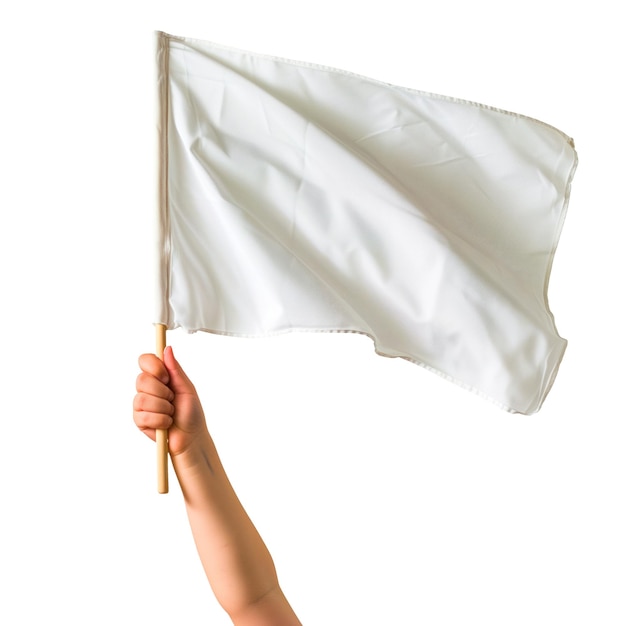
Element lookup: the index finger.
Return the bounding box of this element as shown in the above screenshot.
[137,353,170,385]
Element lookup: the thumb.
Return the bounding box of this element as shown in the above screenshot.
[162,346,196,396]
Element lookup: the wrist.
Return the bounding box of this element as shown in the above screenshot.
[171,430,216,475]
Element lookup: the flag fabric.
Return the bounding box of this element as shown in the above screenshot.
[155,31,577,415]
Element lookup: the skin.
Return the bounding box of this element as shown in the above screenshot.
[133,346,302,626]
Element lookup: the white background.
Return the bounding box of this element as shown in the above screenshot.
[1,1,624,624]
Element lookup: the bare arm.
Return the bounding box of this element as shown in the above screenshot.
[133,347,301,626]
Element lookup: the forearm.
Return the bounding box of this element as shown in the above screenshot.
[171,433,280,617]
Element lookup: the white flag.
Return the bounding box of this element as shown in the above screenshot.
[155,31,577,414]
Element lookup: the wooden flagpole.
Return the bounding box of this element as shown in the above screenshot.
[156,323,169,493]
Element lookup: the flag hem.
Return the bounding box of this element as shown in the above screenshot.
[163,324,566,415]
[155,31,172,329]
[157,31,576,149]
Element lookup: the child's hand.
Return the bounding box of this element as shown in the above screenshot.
[133,346,209,457]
